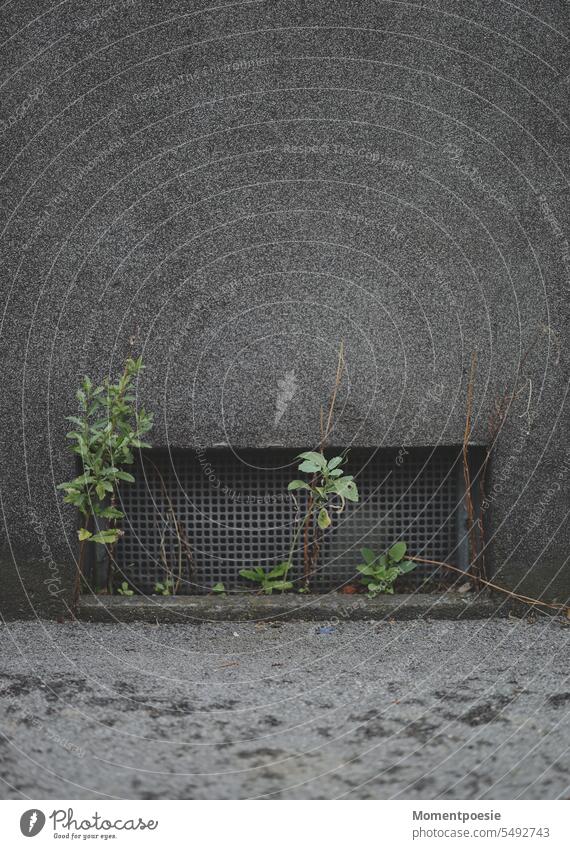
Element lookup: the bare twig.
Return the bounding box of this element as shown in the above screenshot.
[147,458,193,594]
[476,325,548,589]
[410,555,569,616]
[463,352,482,582]
[321,339,345,450]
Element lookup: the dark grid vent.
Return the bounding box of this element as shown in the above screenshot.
[111,447,469,594]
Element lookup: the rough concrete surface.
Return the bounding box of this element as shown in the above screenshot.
[0,619,568,800]
[78,591,506,622]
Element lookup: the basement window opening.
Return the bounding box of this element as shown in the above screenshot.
[87,446,481,595]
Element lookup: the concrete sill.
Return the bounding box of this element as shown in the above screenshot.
[78,591,506,623]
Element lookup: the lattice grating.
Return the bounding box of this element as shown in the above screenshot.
[110,447,469,593]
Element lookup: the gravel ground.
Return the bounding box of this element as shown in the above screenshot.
[0,619,568,800]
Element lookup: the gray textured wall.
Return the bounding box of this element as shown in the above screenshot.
[0,0,568,617]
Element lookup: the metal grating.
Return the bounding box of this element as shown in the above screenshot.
[110,447,470,594]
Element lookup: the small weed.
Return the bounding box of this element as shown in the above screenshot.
[357,542,416,597]
[116,581,134,597]
[154,579,175,596]
[239,562,293,594]
[284,451,359,585]
[288,451,359,531]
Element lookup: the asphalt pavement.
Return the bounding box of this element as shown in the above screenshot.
[0,618,568,799]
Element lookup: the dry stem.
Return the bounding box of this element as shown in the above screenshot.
[147,458,193,594]
[463,352,483,582]
[410,555,569,616]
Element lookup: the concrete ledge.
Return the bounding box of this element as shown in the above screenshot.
[78,592,508,623]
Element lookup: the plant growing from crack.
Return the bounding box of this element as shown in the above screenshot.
[154,579,175,596]
[239,451,359,593]
[57,356,153,607]
[287,450,359,579]
[238,563,293,594]
[357,542,416,597]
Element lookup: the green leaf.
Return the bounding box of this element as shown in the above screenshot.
[267,580,293,592]
[327,456,344,470]
[287,480,310,491]
[267,562,289,578]
[89,529,121,545]
[72,473,96,487]
[360,547,377,565]
[114,471,135,483]
[98,506,124,519]
[357,563,377,576]
[77,528,92,541]
[212,582,226,594]
[64,491,87,508]
[334,477,359,502]
[58,484,80,495]
[398,560,416,574]
[297,451,327,468]
[328,468,343,478]
[298,460,321,473]
[366,582,381,598]
[389,541,407,562]
[239,568,263,582]
[318,508,331,529]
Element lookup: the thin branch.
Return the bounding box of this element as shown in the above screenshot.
[410,555,569,616]
[320,339,345,450]
[463,352,481,580]
[147,458,193,594]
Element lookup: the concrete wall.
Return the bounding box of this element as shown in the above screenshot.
[0,0,568,617]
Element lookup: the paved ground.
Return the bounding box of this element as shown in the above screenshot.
[0,618,568,800]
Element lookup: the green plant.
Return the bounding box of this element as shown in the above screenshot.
[211,582,226,596]
[116,581,134,597]
[154,579,175,596]
[239,562,294,594]
[357,542,416,597]
[285,451,359,583]
[242,451,358,593]
[57,356,153,603]
[289,451,359,526]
